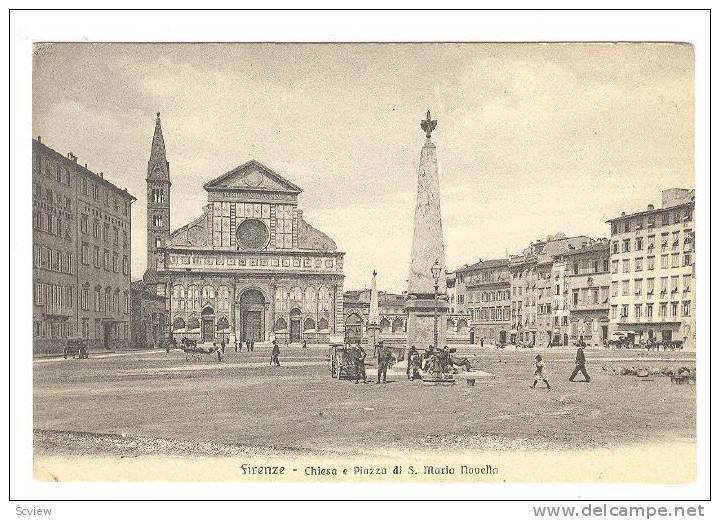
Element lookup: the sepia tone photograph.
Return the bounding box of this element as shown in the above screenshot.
[28,40,697,485]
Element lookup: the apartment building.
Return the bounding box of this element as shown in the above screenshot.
[607,189,695,349]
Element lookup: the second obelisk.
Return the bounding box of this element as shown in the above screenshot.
[406,111,448,351]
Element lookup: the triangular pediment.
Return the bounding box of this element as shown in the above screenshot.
[203,160,302,194]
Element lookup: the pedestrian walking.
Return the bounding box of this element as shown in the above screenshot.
[569,344,591,382]
[250,340,255,352]
[302,339,307,349]
[480,338,484,348]
[271,339,280,367]
[531,354,551,389]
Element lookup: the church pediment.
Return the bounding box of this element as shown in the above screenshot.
[203,160,302,194]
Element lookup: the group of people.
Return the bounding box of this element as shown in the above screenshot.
[341,342,476,385]
[531,343,591,389]
[345,341,592,389]
[406,345,474,380]
[234,338,255,352]
[344,342,389,384]
[211,338,229,361]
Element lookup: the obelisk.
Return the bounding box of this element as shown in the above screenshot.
[406,111,448,351]
[367,270,380,350]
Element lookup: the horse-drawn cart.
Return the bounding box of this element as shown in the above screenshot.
[329,344,363,380]
[63,338,89,359]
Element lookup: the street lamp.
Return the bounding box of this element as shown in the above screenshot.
[431,260,442,351]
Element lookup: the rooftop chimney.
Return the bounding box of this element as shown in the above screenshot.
[647,204,655,211]
[37,136,41,144]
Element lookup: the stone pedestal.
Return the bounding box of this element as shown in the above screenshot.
[406,112,447,350]
[406,296,448,350]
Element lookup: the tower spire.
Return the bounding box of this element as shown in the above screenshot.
[145,112,171,276]
[148,111,169,180]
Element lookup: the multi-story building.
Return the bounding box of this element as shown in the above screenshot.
[142,113,345,344]
[446,272,458,314]
[555,239,611,347]
[607,189,695,349]
[509,251,538,346]
[32,137,135,354]
[509,233,592,346]
[451,270,468,315]
[456,259,511,345]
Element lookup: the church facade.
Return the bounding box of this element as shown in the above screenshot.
[143,114,345,344]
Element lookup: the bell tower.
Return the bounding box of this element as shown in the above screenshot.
[146,112,171,273]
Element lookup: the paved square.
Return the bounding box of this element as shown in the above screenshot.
[33,345,695,457]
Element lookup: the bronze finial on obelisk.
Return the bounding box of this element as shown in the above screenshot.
[420,110,437,139]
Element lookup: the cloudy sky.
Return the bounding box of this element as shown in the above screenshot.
[32,43,694,292]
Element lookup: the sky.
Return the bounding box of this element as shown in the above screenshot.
[32,43,694,293]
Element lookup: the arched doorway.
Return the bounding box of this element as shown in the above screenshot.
[201,306,215,342]
[289,308,302,342]
[238,289,266,343]
[345,313,363,344]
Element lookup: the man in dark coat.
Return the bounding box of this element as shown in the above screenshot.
[353,343,367,384]
[271,340,280,367]
[407,346,421,380]
[375,342,391,384]
[569,344,590,382]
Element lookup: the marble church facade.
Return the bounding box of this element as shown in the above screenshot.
[143,114,344,344]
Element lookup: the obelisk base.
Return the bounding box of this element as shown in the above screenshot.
[367,323,380,355]
[405,296,449,351]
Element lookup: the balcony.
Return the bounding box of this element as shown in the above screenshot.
[570,302,608,311]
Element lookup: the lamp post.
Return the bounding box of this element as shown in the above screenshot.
[431,260,442,351]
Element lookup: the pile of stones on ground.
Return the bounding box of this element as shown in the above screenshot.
[603,365,696,384]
